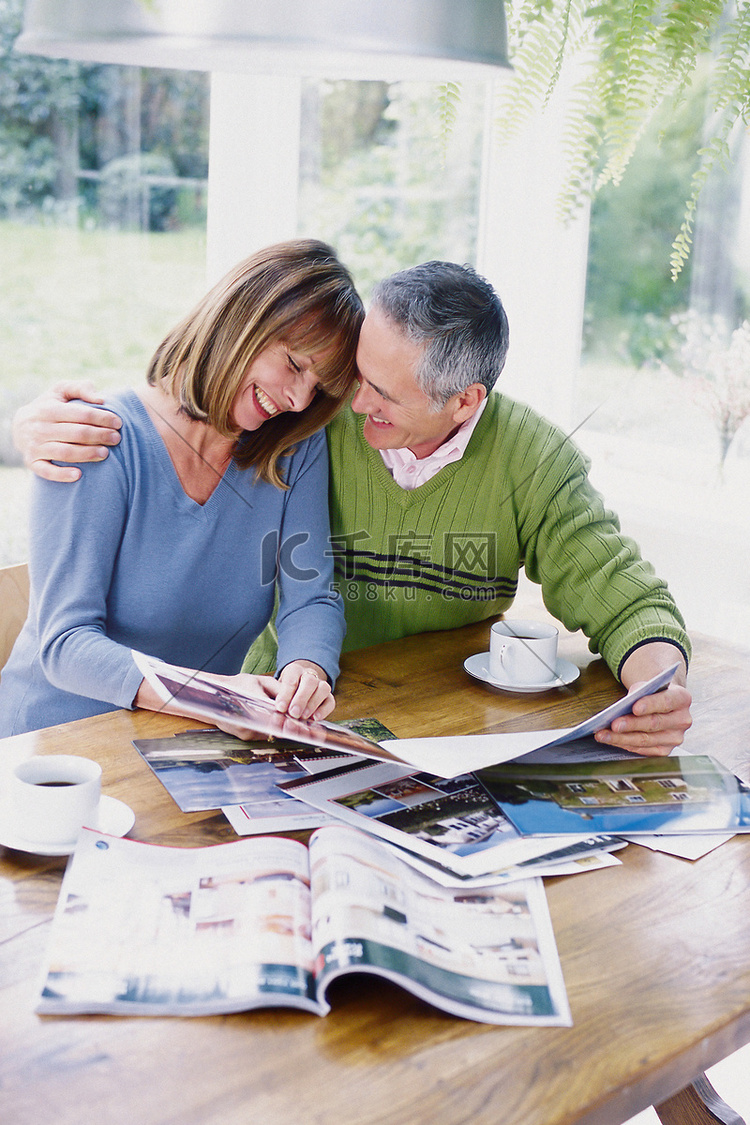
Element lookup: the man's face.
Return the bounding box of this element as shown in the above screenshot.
[351,307,467,459]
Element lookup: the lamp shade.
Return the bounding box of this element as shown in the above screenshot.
[15,0,510,79]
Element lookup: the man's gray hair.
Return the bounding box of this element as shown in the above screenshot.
[370,261,510,408]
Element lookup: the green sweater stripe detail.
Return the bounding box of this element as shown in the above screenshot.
[334,550,518,596]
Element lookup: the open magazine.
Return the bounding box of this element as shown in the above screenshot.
[36,824,571,1027]
[134,652,681,779]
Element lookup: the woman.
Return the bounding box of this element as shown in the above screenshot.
[0,240,363,737]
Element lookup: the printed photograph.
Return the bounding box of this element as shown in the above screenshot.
[374,785,517,856]
[134,719,394,814]
[478,755,750,836]
[134,729,346,813]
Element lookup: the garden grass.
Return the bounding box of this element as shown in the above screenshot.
[0,219,207,563]
[0,220,207,396]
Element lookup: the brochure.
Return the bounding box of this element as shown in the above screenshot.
[279,760,619,877]
[36,824,572,1027]
[221,800,336,835]
[387,835,626,888]
[367,664,680,777]
[133,728,349,813]
[132,652,403,764]
[476,755,750,837]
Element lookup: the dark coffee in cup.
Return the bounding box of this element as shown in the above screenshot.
[12,755,102,845]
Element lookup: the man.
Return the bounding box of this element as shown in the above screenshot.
[13,261,692,754]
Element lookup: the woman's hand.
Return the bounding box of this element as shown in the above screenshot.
[134,659,334,744]
[274,660,335,720]
[205,662,334,722]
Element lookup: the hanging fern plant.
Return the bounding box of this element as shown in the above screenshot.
[436,80,462,164]
[484,0,749,278]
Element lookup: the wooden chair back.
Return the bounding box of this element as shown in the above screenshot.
[0,563,30,672]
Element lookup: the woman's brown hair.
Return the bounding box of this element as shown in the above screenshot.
[146,240,364,486]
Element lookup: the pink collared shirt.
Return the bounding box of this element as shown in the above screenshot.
[379,400,487,490]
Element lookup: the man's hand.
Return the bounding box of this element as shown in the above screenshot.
[594,642,692,756]
[13,381,121,482]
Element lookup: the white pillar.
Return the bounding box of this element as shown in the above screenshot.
[206,72,302,286]
[476,73,590,429]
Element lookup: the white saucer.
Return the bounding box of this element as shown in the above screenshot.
[0,795,135,857]
[464,652,581,694]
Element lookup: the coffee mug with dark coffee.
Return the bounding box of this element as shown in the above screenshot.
[11,755,102,846]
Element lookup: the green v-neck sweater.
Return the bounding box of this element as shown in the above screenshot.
[245,392,689,681]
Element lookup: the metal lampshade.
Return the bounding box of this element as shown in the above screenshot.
[15,0,510,79]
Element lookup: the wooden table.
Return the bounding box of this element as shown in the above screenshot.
[2,621,749,1125]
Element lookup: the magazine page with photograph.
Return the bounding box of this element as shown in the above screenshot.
[132,652,402,764]
[132,727,350,814]
[36,829,320,1016]
[36,825,570,1026]
[476,755,750,837]
[132,721,396,833]
[280,761,607,877]
[133,655,680,780]
[376,665,680,777]
[307,825,571,1027]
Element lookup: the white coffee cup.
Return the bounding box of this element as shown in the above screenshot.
[489,619,559,685]
[10,755,102,846]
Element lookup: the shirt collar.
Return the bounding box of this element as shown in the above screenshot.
[380,398,487,490]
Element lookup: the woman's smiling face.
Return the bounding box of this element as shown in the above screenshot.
[230,342,323,431]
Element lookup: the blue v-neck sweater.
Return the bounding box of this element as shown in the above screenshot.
[0,391,343,735]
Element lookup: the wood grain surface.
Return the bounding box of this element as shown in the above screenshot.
[1,620,749,1125]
